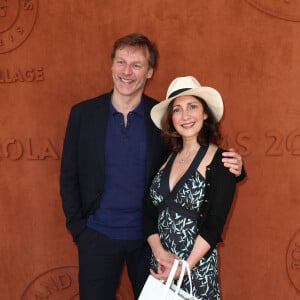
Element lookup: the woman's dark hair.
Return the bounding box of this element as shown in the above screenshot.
[161,96,222,152]
[111,33,158,69]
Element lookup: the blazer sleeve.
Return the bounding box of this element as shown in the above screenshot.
[60,105,86,241]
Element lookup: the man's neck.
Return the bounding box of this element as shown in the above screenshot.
[111,90,143,116]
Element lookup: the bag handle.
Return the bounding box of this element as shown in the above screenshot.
[174,260,193,298]
[163,259,193,299]
[164,259,180,293]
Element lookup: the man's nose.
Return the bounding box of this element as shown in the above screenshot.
[123,64,132,75]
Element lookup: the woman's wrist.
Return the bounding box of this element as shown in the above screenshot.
[153,247,166,260]
[186,259,195,271]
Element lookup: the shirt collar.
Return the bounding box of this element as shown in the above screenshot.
[109,96,145,117]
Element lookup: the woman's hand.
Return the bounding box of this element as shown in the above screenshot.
[150,250,180,281]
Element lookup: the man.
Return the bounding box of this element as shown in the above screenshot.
[60,33,245,300]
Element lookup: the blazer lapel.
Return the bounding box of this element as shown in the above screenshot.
[92,94,111,176]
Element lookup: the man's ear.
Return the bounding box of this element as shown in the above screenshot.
[146,68,153,79]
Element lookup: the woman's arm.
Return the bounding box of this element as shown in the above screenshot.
[186,235,211,269]
[198,149,237,252]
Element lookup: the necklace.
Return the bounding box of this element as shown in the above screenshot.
[178,147,199,164]
[178,152,190,164]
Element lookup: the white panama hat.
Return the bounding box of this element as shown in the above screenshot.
[151,76,224,129]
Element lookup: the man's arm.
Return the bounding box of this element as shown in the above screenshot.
[60,105,86,241]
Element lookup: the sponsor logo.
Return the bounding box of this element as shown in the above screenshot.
[287,229,300,293]
[21,266,79,299]
[245,0,300,22]
[0,0,38,53]
[0,67,45,83]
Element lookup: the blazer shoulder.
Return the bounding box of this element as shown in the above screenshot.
[143,94,159,108]
[72,92,112,112]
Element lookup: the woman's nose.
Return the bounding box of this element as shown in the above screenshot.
[181,109,190,119]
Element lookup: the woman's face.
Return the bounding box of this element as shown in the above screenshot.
[171,95,207,139]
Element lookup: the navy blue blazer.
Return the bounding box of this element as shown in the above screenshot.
[60,92,168,241]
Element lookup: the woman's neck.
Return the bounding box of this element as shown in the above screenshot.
[181,139,200,153]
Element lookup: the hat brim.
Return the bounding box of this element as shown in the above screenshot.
[150,87,224,129]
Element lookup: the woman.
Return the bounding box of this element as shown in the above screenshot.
[143,76,238,299]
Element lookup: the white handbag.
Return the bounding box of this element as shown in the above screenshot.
[138,259,197,300]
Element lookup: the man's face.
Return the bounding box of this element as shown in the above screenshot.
[111,46,153,99]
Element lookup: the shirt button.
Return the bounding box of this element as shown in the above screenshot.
[200,214,203,218]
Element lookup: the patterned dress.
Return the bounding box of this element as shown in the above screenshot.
[149,147,220,300]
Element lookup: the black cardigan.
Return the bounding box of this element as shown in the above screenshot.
[143,148,238,254]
